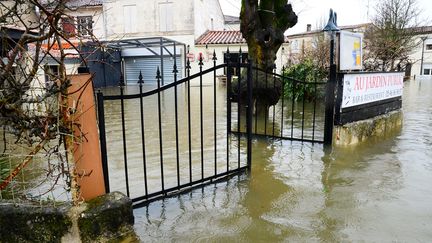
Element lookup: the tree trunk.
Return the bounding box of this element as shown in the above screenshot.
[239,0,297,112]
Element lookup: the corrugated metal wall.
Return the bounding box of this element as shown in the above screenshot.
[124,56,182,84]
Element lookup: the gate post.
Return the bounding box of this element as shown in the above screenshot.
[324,64,337,146]
[246,61,253,169]
[323,8,340,146]
[96,91,110,193]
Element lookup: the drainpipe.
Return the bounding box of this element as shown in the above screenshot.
[102,3,108,39]
[420,36,427,75]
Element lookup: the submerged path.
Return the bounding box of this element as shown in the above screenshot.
[132,79,432,242]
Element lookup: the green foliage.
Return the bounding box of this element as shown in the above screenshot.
[282,58,327,101]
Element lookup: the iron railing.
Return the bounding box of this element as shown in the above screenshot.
[96,53,252,207]
[96,49,333,207]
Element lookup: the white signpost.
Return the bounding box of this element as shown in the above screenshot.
[341,72,404,108]
[339,31,363,71]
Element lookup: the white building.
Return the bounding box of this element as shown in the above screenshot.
[99,0,226,84]
[38,0,226,86]
[409,27,432,79]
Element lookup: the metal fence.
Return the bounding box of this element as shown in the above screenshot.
[96,49,333,207]
[96,53,252,207]
[227,64,328,144]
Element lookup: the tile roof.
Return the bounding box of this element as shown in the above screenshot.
[224,15,240,24]
[410,26,432,34]
[196,31,245,45]
[41,0,103,8]
[286,23,370,38]
[196,30,292,45]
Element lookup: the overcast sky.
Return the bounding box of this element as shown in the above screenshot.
[219,0,432,34]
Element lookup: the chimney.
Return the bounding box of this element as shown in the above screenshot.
[307,24,312,32]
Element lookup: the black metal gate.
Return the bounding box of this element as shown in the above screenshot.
[96,50,334,207]
[96,53,252,207]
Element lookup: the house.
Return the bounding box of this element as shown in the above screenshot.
[194,30,290,77]
[1,1,40,87]
[284,23,432,79]
[98,0,226,85]
[409,26,432,78]
[39,0,105,81]
[37,0,228,87]
[285,23,368,66]
[224,15,240,31]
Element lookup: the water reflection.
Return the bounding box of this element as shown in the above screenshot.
[133,79,432,241]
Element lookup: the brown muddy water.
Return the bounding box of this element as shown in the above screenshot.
[102,78,432,242]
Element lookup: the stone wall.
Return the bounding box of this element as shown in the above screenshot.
[333,110,403,146]
[0,192,137,242]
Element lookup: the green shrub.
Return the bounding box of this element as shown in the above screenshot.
[282,58,328,101]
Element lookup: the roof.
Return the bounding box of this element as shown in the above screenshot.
[195,31,245,45]
[0,25,38,39]
[409,26,432,35]
[286,23,370,38]
[224,15,240,24]
[41,0,103,8]
[195,30,290,45]
[104,37,185,50]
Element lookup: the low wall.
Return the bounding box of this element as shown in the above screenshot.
[0,192,137,242]
[333,110,403,146]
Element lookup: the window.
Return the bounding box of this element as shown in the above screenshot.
[159,2,173,32]
[426,44,432,51]
[62,17,76,37]
[77,16,92,36]
[44,65,59,87]
[424,69,431,75]
[123,5,137,33]
[291,40,299,50]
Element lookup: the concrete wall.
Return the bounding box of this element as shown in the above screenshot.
[0,192,136,243]
[333,111,403,146]
[103,0,195,39]
[194,0,225,37]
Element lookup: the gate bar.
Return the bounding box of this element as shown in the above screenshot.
[199,55,204,180]
[138,72,148,196]
[246,61,253,169]
[156,68,165,191]
[186,60,192,183]
[119,75,130,197]
[213,51,217,175]
[173,43,180,187]
[96,91,110,193]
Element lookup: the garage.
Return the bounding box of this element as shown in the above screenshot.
[105,37,186,86]
[124,56,182,84]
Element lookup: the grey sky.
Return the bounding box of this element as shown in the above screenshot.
[219,0,432,34]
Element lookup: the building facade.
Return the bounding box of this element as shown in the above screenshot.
[409,27,432,78]
[99,0,226,85]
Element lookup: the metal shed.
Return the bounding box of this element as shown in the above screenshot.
[105,37,186,85]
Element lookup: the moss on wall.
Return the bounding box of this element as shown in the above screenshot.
[334,110,403,146]
[0,202,72,242]
[0,192,136,242]
[78,192,135,242]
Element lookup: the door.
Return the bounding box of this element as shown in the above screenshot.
[124,56,182,84]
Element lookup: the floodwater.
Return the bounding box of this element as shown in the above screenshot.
[102,78,432,242]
